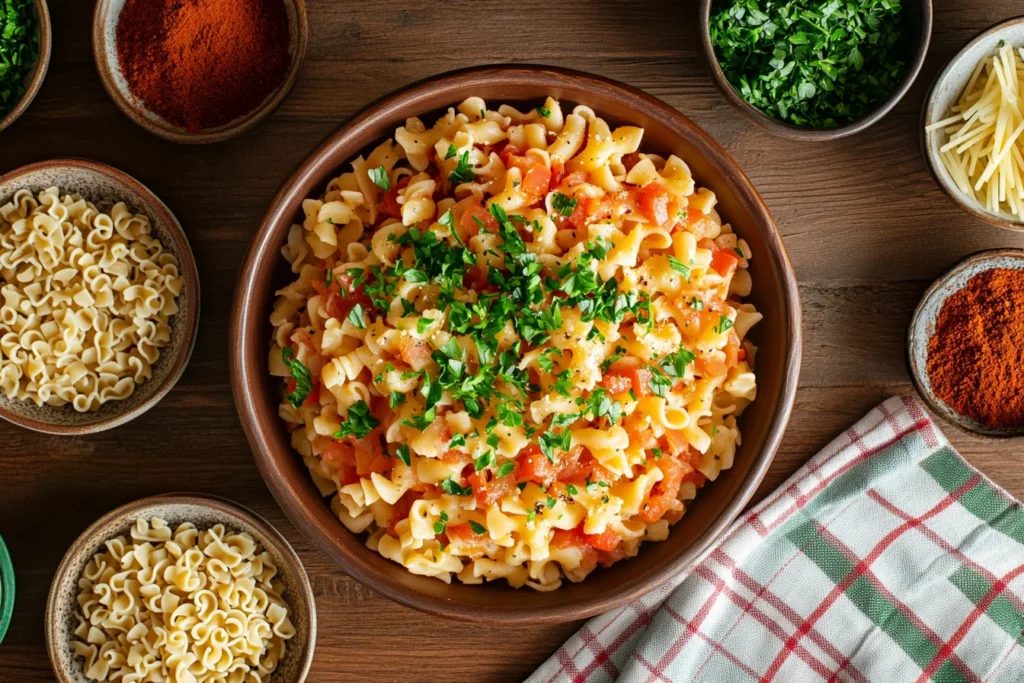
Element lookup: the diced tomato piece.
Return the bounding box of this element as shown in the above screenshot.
[496,141,520,167]
[582,528,621,552]
[516,444,559,486]
[322,441,359,485]
[598,543,630,567]
[399,335,432,369]
[603,358,654,397]
[549,159,566,190]
[663,429,689,458]
[459,203,498,241]
[569,195,612,230]
[507,154,552,203]
[684,470,708,487]
[640,452,696,523]
[447,523,484,540]
[377,177,409,219]
[468,471,516,508]
[304,382,320,406]
[552,526,586,549]
[711,249,740,278]
[637,182,672,227]
[694,353,729,378]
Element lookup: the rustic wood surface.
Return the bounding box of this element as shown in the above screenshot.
[2,1,1024,681]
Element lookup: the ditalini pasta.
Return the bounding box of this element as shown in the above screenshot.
[73,518,296,683]
[270,97,762,590]
[0,187,182,411]
[927,44,1024,217]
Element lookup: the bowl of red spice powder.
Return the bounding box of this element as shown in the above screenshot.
[908,249,1024,437]
[92,0,307,144]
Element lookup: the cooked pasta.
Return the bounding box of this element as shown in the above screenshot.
[270,97,762,590]
[72,517,296,683]
[0,187,182,412]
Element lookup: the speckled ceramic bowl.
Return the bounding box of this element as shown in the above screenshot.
[92,0,308,144]
[0,0,52,134]
[46,494,316,683]
[922,17,1024,231]
[0,159,200,434]
[907,249,1024,437]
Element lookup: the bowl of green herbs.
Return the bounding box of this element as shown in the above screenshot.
[700,0,932,141]
[0,0,50,134]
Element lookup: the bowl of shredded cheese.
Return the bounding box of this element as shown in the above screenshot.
[924,17,1024,230]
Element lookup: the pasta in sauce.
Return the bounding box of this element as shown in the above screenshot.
[73,517,296,683]
[0,187,182,412]
[270,97,762,590]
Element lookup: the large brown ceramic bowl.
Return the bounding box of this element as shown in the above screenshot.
[230,65,802,623]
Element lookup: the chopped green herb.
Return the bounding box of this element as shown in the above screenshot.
[369,165,391,190]
[668,255,691,280]
[281,347,313,408]
[536,105,552,118]
[475,450,495,471]
[449,434,467,449]
[0,0,38,121]
[416,317,433,334]
[334,400,380,439]
[496,461,515,478]
[441,476,472,496]
[714,315,735,334]
[347,303,366,329]
[652,447,663,458]
[566,484,578,496]
[469,520,487,534]
[389,391,406,409]
[445,143,458,160]
[551,192,578,217]
[448,150,475,184]
[689,296,704,311]
[546,495,557,509]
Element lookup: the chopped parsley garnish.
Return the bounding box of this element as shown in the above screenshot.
[714,315,735,334]
[369,165,390,190]
[449,434,467,449]
[395,444,411,466]
[535,106,552,118]
[433,510,449,535]
[551,192,577,217]
[389,391,406,409]
[0,1,38,122]
[347,303,366,329]
[441,476,472,496]
[566,484,578,495]
[445,144,458,160]
[281,347,313,409]
[546,495,557,509]
[474,450,495,471]
[539,429,572,463]
[668,255,691,280]
[496,461,515,477]
[652,447,663,458]
[449,150,475,184]
[469,520,487,535]
[416,317,432,334]
[733,247,745,259]
[689,296,704,311]
[334,400,380,439]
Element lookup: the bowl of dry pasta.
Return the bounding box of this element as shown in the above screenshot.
[230,65,802,622]
[0,159,199,434]
[46,493,315,683]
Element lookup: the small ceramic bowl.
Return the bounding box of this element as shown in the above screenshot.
[0,0,52,134]
[46,493,316,683]
[0,159,200,434]
[0,535,14,645]
[922,17,1024,231]
[907,249,1024,437]
[698,0,932,141]
[92,0,308,144]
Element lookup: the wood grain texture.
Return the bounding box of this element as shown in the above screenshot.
[2,1,1024,681]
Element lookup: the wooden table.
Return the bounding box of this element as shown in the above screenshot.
[3,1,1023,681]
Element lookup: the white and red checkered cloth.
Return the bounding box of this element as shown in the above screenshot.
[528,396,1024,683]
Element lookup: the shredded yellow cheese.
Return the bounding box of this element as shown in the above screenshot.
[927,45,1024,216]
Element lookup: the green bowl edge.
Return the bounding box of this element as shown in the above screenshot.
[0,535,14,645]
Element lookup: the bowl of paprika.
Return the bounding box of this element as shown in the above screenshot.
[92,0,308,144]
[908,249,1024,437]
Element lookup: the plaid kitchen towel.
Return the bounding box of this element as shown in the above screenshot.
[528,396,1024,683]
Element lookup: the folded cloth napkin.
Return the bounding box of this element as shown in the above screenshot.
[528,396,1024,683]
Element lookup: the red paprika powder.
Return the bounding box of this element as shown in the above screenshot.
[926,268,1024,429]
[116,0,291,133]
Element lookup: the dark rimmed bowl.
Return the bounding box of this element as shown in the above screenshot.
[45,493,316,683]
[0,159,200,434]
[229,64,802,623]
[922,17,1024,232]
[91,0,308,144]
[0,0,52,134]
[907,249,1024,438]
[698,0,933,141]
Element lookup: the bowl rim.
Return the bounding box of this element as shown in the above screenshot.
[906,248,1024,438]
[698,0,933,141]
[44,492,317,683]
[0,535,14,646]
[0,0,53,134]
[90,0,308,145]
[920,16,1024,232]
[229,63,802,623]
[0,157,201,435]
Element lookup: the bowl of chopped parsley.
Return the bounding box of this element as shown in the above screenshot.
[700,0,932,141]
[0,0,50,133]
